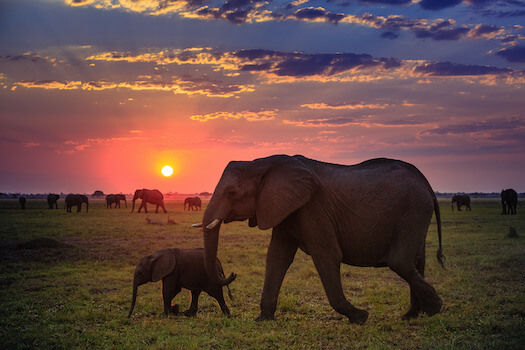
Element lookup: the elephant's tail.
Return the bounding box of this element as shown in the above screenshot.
[218,264,234,301]
[433,192,445,268]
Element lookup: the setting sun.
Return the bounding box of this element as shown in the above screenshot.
[161,165,174,177]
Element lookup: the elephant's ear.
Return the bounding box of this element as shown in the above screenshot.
[256,156,318,230]
[151,249,176,282]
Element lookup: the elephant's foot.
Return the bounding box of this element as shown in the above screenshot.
[402,307,420,320]
[422,296,443,317]
[182,309,197,317]
[346,308,368,325]
[170,304,180,315]
[255,311,275,322]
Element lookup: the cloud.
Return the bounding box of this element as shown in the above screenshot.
[190,109,277,122]
[414,61,512,76]
[419,0,462,11]
[292,7,346,24]
[421,117,524,135]
[496,45,525,62]
[301,102,389,110]
[14,76,253,97]
[380,31,399,39]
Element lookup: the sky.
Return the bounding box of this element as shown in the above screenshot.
[1,0,524,195]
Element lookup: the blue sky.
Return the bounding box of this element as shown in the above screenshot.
[1,0,524,194]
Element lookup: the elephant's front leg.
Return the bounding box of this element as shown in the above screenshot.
[311,254,368,325]
[257,230,298,321]
[162,279,181,315]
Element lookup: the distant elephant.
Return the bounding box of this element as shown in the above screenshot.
[131,189,167,213]
[65,194,89,213]
[106,194,126,208]
[47,194,59,209]
[184,197,202,211]
[19,197,26,209]
[202,155,444,324]
[451,194,471,211]
[501,189,517,215]
[128,248,236,318]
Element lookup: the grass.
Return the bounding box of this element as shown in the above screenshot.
[0,198,523,349]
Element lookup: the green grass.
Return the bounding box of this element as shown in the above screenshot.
[0,198,523,349]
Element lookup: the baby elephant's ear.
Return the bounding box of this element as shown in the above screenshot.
[151,249,176,282]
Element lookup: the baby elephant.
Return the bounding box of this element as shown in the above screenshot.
[128,248,236,318]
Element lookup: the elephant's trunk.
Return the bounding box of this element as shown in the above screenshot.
[131,198,137,213]
[203,204,233,286]
[128,281,138,318]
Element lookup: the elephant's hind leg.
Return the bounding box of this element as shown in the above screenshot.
[209,288,231,317]
[401,252,425,320]
[183,290,201,316]
[389,259,442,319]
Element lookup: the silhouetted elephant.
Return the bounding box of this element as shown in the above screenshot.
[501,189,517,215]
[47,194,59,209]
[184,197,202,211]
[19,197,26,209]
[65,194,89,213]
[131,189,167,213]
[451,194,471,211]
[106,194,127,208]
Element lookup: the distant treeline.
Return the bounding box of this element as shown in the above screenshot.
[435,192,524,198]
[0,191,213,199]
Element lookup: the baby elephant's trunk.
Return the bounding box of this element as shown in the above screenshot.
[128,283,138,318]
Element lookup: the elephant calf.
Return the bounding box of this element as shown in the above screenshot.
[128,248,236,318]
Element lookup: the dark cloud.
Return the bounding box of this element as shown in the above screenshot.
[422,117,524,135]
[496,45,525,63]
[380,31,399,39]
[293,7,345,24]
[358,0,411,4]
[234,50,401,77]
[419,0,462,11]
[469,24,502,38]
[415,61,512,76]
[414,27,470,41]
[1,54,48,63]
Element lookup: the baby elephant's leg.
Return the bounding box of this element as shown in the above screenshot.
[210,287,231,317]
[183,290,201,316]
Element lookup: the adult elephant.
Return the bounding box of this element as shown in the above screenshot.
[451,194,471,211]
[501,189,518,215]
[184,197,202,211]
[47,194,60,209]
[131,189,167,213]
[65,194,89,213]
[202,155,444,324]
[19,197,26,209]
[106,194,126,208]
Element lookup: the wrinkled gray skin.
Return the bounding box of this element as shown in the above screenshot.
[184,197,202,211]
[202,155,444,324]
[131,189,167,213]
[65,194,89,213]
[106,194,127,208]
[128,248,236,318]
[451,194,471,211]
[501,189,517,215]
[47,194,59,209]
[19,197,26,209]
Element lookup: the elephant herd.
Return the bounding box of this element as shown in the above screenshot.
[11,155,520,326]
[450,189,518,215]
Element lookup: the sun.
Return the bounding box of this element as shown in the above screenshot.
[161,165,174,177]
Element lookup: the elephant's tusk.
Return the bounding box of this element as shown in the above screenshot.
[206,218,221,230]
[191,223,203,227]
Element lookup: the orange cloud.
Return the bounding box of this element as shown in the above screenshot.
[191,109,277,122]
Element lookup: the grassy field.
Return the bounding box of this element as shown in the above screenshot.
[0,198,523,349]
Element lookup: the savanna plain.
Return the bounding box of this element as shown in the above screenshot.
[0,198,523,349]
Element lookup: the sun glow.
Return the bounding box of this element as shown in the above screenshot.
[161,165,174,177]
